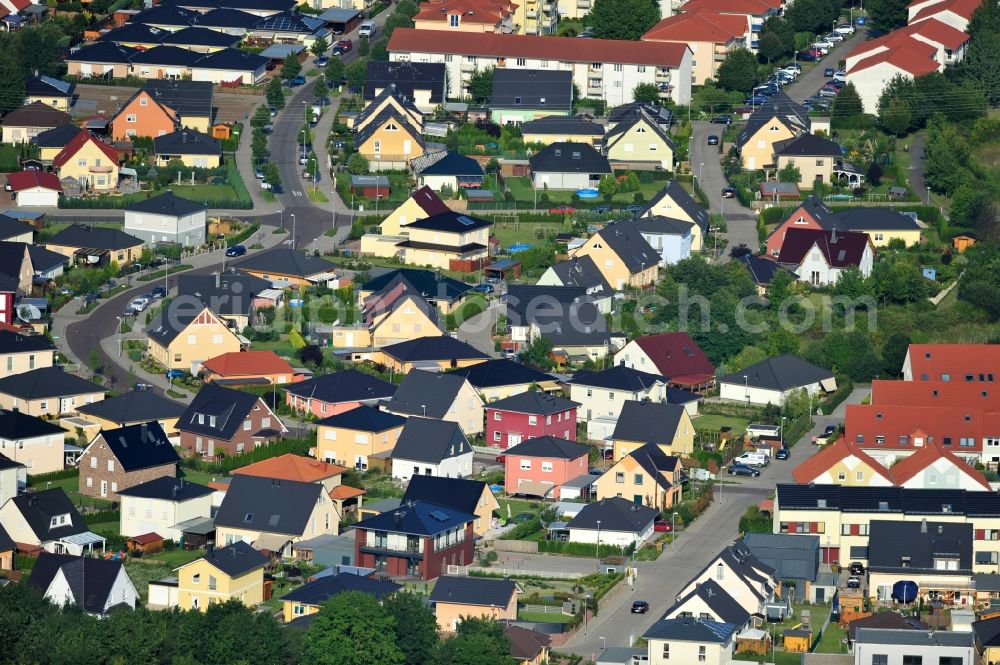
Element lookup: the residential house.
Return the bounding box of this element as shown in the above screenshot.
[908,0,979,30]
[353,499,475,580]
[285,370,395,418]
[638,180,710,251]
[430,576,517,631]
[0,488,106,555]
[128,45,202,81]
[742,533,822,602]
[174,541,268,611]
[776,228,875,285]
[188,48,268,85]
[25,75,76,112]
[505,625,552,665]
[392,209,491,272]
[642,617,739,665]
[77,422,180,500]
[677,542,776,616]
[402,475,499,536]
[791,437,896,487]
[28,553,138,615]
[44,224,144,267]
[902,343,1000,382]
[353,87,424,135]
[867,520,974,604]
[363,61,446,112]
[177,382,286,458]
[735,91,813,171]
[641,9,749,84]
[280,572,400,623]
[128,4,199,31]
[566,496,658,547]
[353,99,425,171]
[175,271,271,332]
[570,220,659,289]
[773,133,843,186]
[6,171,61,208]
[529,141,612,191]
[376,336,489,374]
[145,305,244,371]
[738,253,798,294]
[0,241,36,297]
[27,245,70,282]
[97,23,169,49]
[387,29,693,107]
[315,405,406,471]
[0,215,36,245]
[594,442,683,511]
[0,329,56,379]
[33,125,85,165]
[214,474,338,552]
[117,476,213,540]
[66,42,138,80]
[123,191,207,246]
[662,579,751,633]
[153,130,222,168]
[603,108,675,170]
[535,256,613,300]
[201,350,303,386]
[389,416,473,480]
[358,278,444,347]
[490,69,572,124]
[368,185,448,239]
[385,368,484,434]
[0,102,71,144]
[630,216,693,266]
[504,285,614,357]
[449,358,558,401]
[0,452,24,506]
[609,400,695,460]
[520,116,606,146]
[848,612,929,646]
[412,0,519,35]
[855,629,975,665]
[0,409,66,476]
[190,6,263,32]
[0,523,13,571]
[413,151,485,192]
[567,365,667,424]
[51,131,120,192]
[159,25,243,52]
[972,615,1000,665]
[486,391,579,448]
[613,331,715,394]
[718,354,836,406]
[503,436,590,499]
[76,390,186,439]
[236,248,338,288]
[358,267,472,315]
[0,367,104,418]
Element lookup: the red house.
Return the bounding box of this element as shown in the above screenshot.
[764,195,836,257]
[503,436,591,499]
[486,391,579,449]
[353,500,475,580]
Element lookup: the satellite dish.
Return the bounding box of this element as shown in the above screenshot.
[16,304,41,323]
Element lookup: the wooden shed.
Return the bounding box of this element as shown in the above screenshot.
[211,124,231,140]
[126,532,165,556]
[783,628,812,653]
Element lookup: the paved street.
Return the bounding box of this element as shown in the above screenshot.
[784,30,868,103]
[456,301,501,357]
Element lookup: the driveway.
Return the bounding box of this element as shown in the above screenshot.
[455,300,501,357]
[784,30,868,103]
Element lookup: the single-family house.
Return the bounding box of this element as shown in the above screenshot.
[776,227,875,286]
[0,409,66,476]
[401,474,499,536]
[630,216,692,266]
[77,422,180,500]
[855,628,975,665]
[0,488,106,555]
[236,248,338,288]
[504,436,590,499]
[111,81,214,141]
[613,331,715,395]
[158,25,243,52]
[66,42,138,80]
[201,350,303,386]
[177,382,286,458]
[27,245,69,282]
[0,329,56,379]
[638,180,710,251]
[377,336,489,374]
[285,370,396,418]
[486,391,579,448]
[117,476,214,540]
[719,354,835,406]
[389,416,473,480]
[414,151,485,192]
[76,390,186,438]
[354,102,425,171]
[566,364,671,427]
[742,533,822,602]
[430,575,517,631]
[233,453,363,523]
[385,368,484,435]
[490,69,572,124]
[520,116,605,146]
[0,453,24,506]
[678,542,776,616]
[6,171,61,208]
[25,75,76,112]
[529,141,612,191]
[566,496,658,547]
[608,400,695,460]
[506,625,552,665]
[570,220,660,289]
[33,125,84,164]
[642,617,739,665]
[735,92,811,171]
[0,241,36,297]
[153,130,222,168]
[354,87,424,135]
[449,359,558,402]
[44,224,143,267]
[394,209,491,272]
[315,405,406,471]
[123,191,208,246]
[773,133,843,186]
[363,61,446,112]
[175,271,271,332]
[145,305,244,371]
[0,102,71,144]
[738,253,798,295]
[361,279,444,347]
[791,436,896,487]
[536,256,613,300]
[594,442,683,511]
[189,48,268,85]
[0,215,36,245]
[359,267,472,315]
[504,284,614,355]
[280,572,400,623]
[128,45,202,80]
[0,367,104,418]
[51,131,120,192]
[174,541,268,611]
[603,108,675,170]
[662,578,751,632]
[28,553,138,615]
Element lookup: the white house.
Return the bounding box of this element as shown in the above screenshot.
[631,216,693,266]
[389,417,474,481]
[0,488,105,555]
[677,542,776,616]
[6,171,61,207]
[117,476,215,540]
[190,49,268,85]
[776,228,874,287]
[123,192,208,247]
[854,628,974,665]
[662,579,752,632]
[28,553,138,615]
[718,354,836,406]
[0,453,25,506]
[566,365,667,423]
[565,497,658,548]
[643,617,739,665]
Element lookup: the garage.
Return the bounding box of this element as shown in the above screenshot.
[6,170,61,207]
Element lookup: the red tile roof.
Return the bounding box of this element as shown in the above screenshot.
[128,532,163,545]
[642,10,749,43]
[871,379,1000,409]
[388,28,691,67]
[849,20,968,61]
[681,0,781,15]
[888,441,991,489]
[910,0,980,23]
[630,332,715,383]
[791,436,894,484]
[234,453,346,482]
[848,38,941,76]
[776,227,872,268]
[7,0,30,11]
[908,17,971,48]
[845,403,986,452]
[52,131,119,168]
[904,344,1000,382]
[202,350,297,379]
[414,0,516,24]
[330,485,365,499]
[6,170,61,193]
[410,185,451,217]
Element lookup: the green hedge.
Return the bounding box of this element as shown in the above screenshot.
[26,468,79,485]
[499,518,542,540]
[227,222,261,248]
[816,375,854,416]
[536,540,628,557]
[180,436,315,474]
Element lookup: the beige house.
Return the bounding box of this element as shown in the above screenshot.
[314,405,406,471]
[567,366,667,423]
[0,242,38,297]
[360,186,452,259]
[0,367,104,418]
[609,401,696,461]
[374,336,489,374]
[0,409,65,476]
[0,331,55,380]
[52,131,120,192]
[353,90,425,134]
[174,542,268,611]
[385,368,485,436]
[773,133,843,187]
[145,306,244,371]
[603,111,675,170]
[643,617,738,665]
[396,210,491,271]
[430,576,517,632]
[118,476,214,540]
[641,11,749,85]
[639,181,710,252]
[594,443,683,511]
[369,292,443,347]
[570,222,659,290]
[736,92,812,171]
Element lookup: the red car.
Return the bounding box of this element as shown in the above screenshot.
[496,454,506,463]
[654,520,674,533]
[333,39,353,55]
[548,205,576,214]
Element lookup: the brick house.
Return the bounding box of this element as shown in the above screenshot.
[503,436,591,499]
[78,422,180,500]
[353,500,475,581]
[485,391,579,449]
[177,383,286,458]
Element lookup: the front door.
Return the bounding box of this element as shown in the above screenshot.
[100,480,108,497]
[508,433,522,446]
[815,587,825,603]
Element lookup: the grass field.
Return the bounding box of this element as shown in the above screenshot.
[504,176,668,206]
[693,414,750,439]
[518,609,575,623]
[491,220,565,248]
[28,471,116,510]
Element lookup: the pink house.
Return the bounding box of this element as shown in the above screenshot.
[486,391,579,450]
[503,436,591,499]
[284,369,397,418]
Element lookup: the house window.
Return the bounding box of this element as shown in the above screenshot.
[444,54,452,62]
[634,474,643,485]
[126,114,136,123]
[28,355,34,370]
[715,563,724,580]
[901,657,921,665]
[192,574,200,585]
[243,420,251,431]
[837,472,845,481]
[139,97,147,106]
[107,460,114,472]
[528,415,537,425]
[662,644,669,658]
[520,460,531,470]
[111,482,117,493]
[698,645,706,661]
[542,461,553,472]
[516,58,526,66]
[449,14,458,26]
[262,418,271,428]
[87,477,93,488]
[208,575,217,591]
[4,357,9,372]
[615,472,624,484]
[493,431,501,441]
[90,456,97,468]
[494,412,501,421]
[293,604,306,616]
[587,389,592,397]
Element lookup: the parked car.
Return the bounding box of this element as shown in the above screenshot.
[822,424,839,439]
[513,512,534,524]
[797,50,820,61]
[818,87,839,98]
[631,601,650,614]
[473,283,495,294]
[495,453,506,463]
[290,75,306,86]
[710,114,732,124]
[128,297,149,313]
[743,95,769,106]
[150,286,166,299]
[165,369,186,380]
[333,39,353,55]
[783,63,802,74]
[728,463,761,477]
[734,451,769,467]
[269,106,278,117]
[706,134,720,145]
[548,205,576,214]
[358,20,376,38]
[846,576,861,589]
[775,448,790,460]
[591,204,613,213]
[622,204,644,215]
[225,244,247,257]
[825,32,844,42]
[134,382,154,391]
[602,448,614,459]
[721,186,736,198]
[813,39,835,50]
[824,67,836,77]
[835,23,856,34]
[315,56,329,67]
[654,520,673,533]
[849,562,865,575]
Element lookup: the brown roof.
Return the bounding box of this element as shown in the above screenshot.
[776,228,871,269]
[128,532,163,545]
[233,453,346,482]
[414,0,516,24]
[871,378,1000,408]
[52,131,119,168]
[330,485,365,499]
[791,437,894,484]
[0,101,71,130]
[630,332,715,384]
[202,350,298,379]
[504,624,551,660]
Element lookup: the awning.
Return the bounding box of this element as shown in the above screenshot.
[514,480,555,498]
[172,517,215,535]
[820,377,838,392]
[309,271,339,283]
[255,532,291,552]
[56,531,105,548]
[892,580,918,603]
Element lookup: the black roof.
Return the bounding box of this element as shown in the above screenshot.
[281,573,400,605]
[505,436,590,460]
[774,132,842,157]
[153,130,222,157]
[67,41,138,64]
[132,4,199,25]
[178,383,265,440]
[520,115,605,136]
[251,9,325,32]
[608,102,673,128]
[625,442,680,490]
[404,210,491,233]
[193,47,267,73]
[529,142,612,175]
[27,245,69,274]
[590,221,660,273]
[687,542,775,601]
[611,401,686,445]
[126,190,209,216]
[828,207,922,233]
[567,365,664,391]
[566,496,658,532]
[391,416,470,464]
[417,152,484,177]
[197,540,269,576]
[449,358,553,389]
[92,422,179,472]
[430,576,515,607]
[505,284,585,322]
[0,523,13,553]
[742,533,819,582]
[0,241,28,284]
[739,254,796,287]
[737,91,810,148]
[387,369,473,419]
[32,124,82,149]
[381,336,488,363]
[641,180,709,233]
[544,256,612,294]
[0,367,102,400]
[354,107,424,152]
[214,474,324,536]
[666,579,750,627]
[175,271,270,318]
[504,285,608,345]
[643,618,737,644]
[402,475,491,516]
[354,87,420,130]
[98,22,169,44]
[775,484,1000,516]
[130,45,202,67]
[11,488,88,541]
[604,109,675,152]
[116,476,213,501]
[487,391,579,416]
[25,75,76,99]
[144,305,216,347]
[632,215,693,237]
[45,224,143,251]
[491,69,572,112]
[192,7,260,29]
[973,616,1000,648]
[719,354,833,391]
[0,329,55,355]
[364,61,446,104]
[160,26,242,48]
[145,79,213,118]
[362,268,472,303]
[315,404,406,432]
[285,369,396,404]
[0,452,22,471]
[354,499,474,536]
[238,248,336,278]
[28,553,128,614]
[868,520,972,573]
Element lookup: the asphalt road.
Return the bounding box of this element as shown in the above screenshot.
[784,30,868,103]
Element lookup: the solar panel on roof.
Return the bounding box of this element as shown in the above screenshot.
[429,510,450,521]
[457,216,475,226]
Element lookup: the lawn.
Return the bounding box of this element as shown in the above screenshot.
[178,467,225,486]
[503,174,669,207]
[734,652,800,665]
[147,548,204,568]
[124,560,174,603]
[28,471,116,510]
[498,498,544,521]
[814,621,848,653]
[693,414,750,439]
[518,609,575,623]
[491,219,565,248]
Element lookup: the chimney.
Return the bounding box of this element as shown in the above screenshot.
[182,132,187,143]
[140,423,147,441]
[206,543,214,556]
[215,272,221,288]
[830,227,838,244]
[921,518,927,533]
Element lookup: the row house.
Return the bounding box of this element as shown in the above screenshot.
[902,343,1000,383]
[641,10,749,86]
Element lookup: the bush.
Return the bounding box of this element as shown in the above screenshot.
[537,540,627,557]
[499,518,542,540]
[288,329,306,349]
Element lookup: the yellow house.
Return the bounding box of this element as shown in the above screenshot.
[603,112,675,170]
[26,76,76,112]
[595,442,683,512]
[75,389,185,439]
[175,542,268,612]
[736,96,811,171]
[315,405,406,470]
[520,116,605,146]
[145,306,244,371]
[773,133,843,188]
[153,130,222,168]
[375,336,489,374]
[52,131,120,192]
[639,181,710,252]
[281,573,401,623]
[430,576,517,632]
[369,292,443,347]
[356,265,472,316]
[360,184,451,258]
[355,109,425,171]
[395,210,492,271]
[0,366,104,418]
[44,224,145,268]
[610,401,695,461]
[570,222,659,290]
[384,368,485,436]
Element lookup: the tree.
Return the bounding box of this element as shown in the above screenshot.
[466,67,494,103]
[310,36,329,58]
[832,82,864,121]
[878,95,912,137]
[759,15,795,56]
[778,162,801,184]
[0,62,26,115]
[866,162,884,186]
[346,58,368,91]
[370,38,389,62]
[588,0,659,40]
[767,267,794,309]
[395,0,419,19]
[281,54,302,81]
[716,48,758,93]
[949,183,987,228]
[262,162,281,189]
[432,618,516,665]
[267,76,285,108]
[633,82,660,104]
[757,31,786,63]
[881,331,912,376]
[784,0,838,33]
[961,30,1000,105]
[384,592,438,665]
[520,336,555,371]
[346,153,369,175]
[303,592,404,665]
[358,37,370,57]
[598,173,618,197]
[726,345,768,374]
[250,104,271,129]
[313,77,328,103]
[869,0,909,33]
[326,56,345,84]
[299,344,324,367]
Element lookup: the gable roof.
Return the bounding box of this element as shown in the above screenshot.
[0,366,102,400]
[719,354,833,391]
[415,151,484,177]
[0,101,72,130]
[363,61,446,104]
[144,305,225,347]
[52,130,119,169]
[315,404,406,432]
[791,436,894,484]
[175,271,270,318]
[98,21,168,44]
[642,180,710,233]
[888,442,991,490]
[491,69,572,111]
[628,332,715,383]
[0,408,64,441]
[153,130,222,157]
[0,329,55,355]
[32,124,83,149]
[643,10,748,43]
[354,107,424,151]
[505,436,591,460]
[404,210,491,233]
[666,579,751,626]
[588,221,661,274]
[238,248,336,279]
[402,475,492,516]
[847,38,940,76]
[196,540,269,577]
[28,553,128,614]
[284,369,396,404]
[0,523,13,553]
[178,383,271,440]
[529,142,612,175]
[775,483,1000,515]
[773,132,843,157]
[611,401,686,444]
[776,227,871,268]
[827,207,922,233]
[354,87,421,131]
[737,91,810,148]
[609,102,674,128]
[632,215,693,237]
[487,390,579,416]
[10,488,88,541]
[192,7,261,28]
[354,499,475,536]
[643,617,738,644]
[505,625,551,661]
[567,496,658,532]
[851,612,929,641]
[545,256,612,293]
[281,572,401,605]
[201,350,297,379]
[381,336,489,364]
[604,109,675,152]
[391,416,470,463]
[234,453,345,483]
[76,390,185,424]
[91,422,179,472]
[66,41,139,65]
[6,170,61,193]
[622,442,681,490]
[567,364,665,391]
[739,254,796,287]
[192,47,267,73]
[160,25,242,48]
[25,74,75,98]
[130,45,202,67]
[520,115,605,137]
[131,3,198,25]
[742,532,819,582]
[449,358,554,389]
[45,223,141,251]
[867,519,973,572]
[27,245,68,274]
[116,476,213,501]
[214,474,324,536]
[904,344,1000,382]
[430,575,515,607]
[125,190,207,217]
[362,267,471,303]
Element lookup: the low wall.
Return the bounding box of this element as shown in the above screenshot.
[494,540,539,554]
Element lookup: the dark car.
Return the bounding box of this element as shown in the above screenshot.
[513,512,534,524]
[315,56,329,67]
[775,448,790,460]
[591,204,613,213]
[150,286,167,299]
[631,601,650,614]
[602,448,613,459]
[743,95,769,106]
[225,244,247,257]
[846,576,861,589]
[165,369,186,380]
[473,283,495,294]
[290,75,306,86]
[706,134,720,145]
[797,50,820,61]
[710,114,732,124]
[824,67,836,77]
[822,424,839,438]
[849,562,865,575]
[622,204,644,215]
[654,520,673,533]
[728,463,761,477]
[548,205,576,214]
[721,186,736,198]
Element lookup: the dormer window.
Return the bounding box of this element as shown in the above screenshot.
[715,563,724,580]
[49,514,70,529]
[244,513,253,522]
[209,416,217,428]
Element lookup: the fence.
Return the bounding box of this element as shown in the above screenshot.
[521,604,571,616]
[45,214,124,224]
[448,564,584,580]
[494,540,539,554]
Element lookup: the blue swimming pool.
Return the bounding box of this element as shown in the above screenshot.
[576,188,599,199]
[510,243,533,253]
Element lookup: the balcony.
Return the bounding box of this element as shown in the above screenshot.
[576,0,589,8]
[460,60,477,71]
[588,66,603,76]
[89,165,114,174]
[541,2,555,12]
[525,8,537,17]
[588,79,603,91]
[656,68,671,82]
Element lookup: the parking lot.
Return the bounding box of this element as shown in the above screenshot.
[73,83,262,125]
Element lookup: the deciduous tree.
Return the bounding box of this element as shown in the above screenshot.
[281,54,302,81]
[632,83,660,104]
[303,592,404,665]
[467,67,494,103]
[310,36,329,58]
[869,0,908,33]
[716,48,758,93]
[384,592,438,665]
[589,0,660,40]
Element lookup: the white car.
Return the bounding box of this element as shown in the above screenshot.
[825,32,844,42]
[129,297,149,313]
[835,24,856,35]
[813,39,835,49]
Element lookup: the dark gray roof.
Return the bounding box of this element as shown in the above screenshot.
[739,254,796,287]
[449,359,553,389]
[238,248,336,278]
[973,615,1000,648]
[285,369,396,404]
[66,42,138,65]
[25,75,75,99]
[487,391,579,416]
[590,221,660,273]
[0,330,55,355]
[178,383,267,440]
[45,224,143,251]
[116,476,213,501]
[381,336,488,364]
[0,367,102,400]
[0,452,22,471]
[362,268,471,304]
[867,520,972,573]
[153,130,222,157]
[430,576,515,607]
[520,115,605,137]
[566,496,658,532]
[281,572,400,605]
[192,7,260,29]
[93,422,179,472]
[611,401,686,445]
[505,436,590,460]
[98,22,168,44]
[193,48,267,73]
[416,152,484,177]
[354,87,420,131]
[144,306,211,347]
[624,442,680,491]
[221,0,295,11]
[529,142,612,175]
[667,579,750,626]
[737,91,810,148]
[775,484,1000,516]
[391,416,470,464]
[742,533,819,582]
[568,365,664,391]
[214,474,324,536]
[604,109,675,153]
[774,132,842,157]
[506,284,586,324]
[354,107,423,151]
[545,256,612,293]
[632,215,693,237]
[130,45,202,67]
[828,207,922,233]
[315,405,406,432]
[404,210,490,233]
[641,181,709,234]
[131,4,198,26]
[252,10,325,34]
[175,271,271,318]
[27,245,70,274]
[31,124,82,149]
[28,553,127,614]
[0,523,13,553]
[364,61,446,104]
[608,102,673,128]
[159,26,242,48]
[854,628,973,649]
[126,190,208,216]
[849,612,928,641]
[355,500,475,536]
[10,488,88,541]
[686,543,775,603]
[491,69,572,112]
[402,475,491,516]
[198,540,269,576]
[719,354,833,391]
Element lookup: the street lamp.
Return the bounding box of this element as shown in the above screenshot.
[780,416,787,449]
[599,636,606,651]
[595,519,602,570]
[926,186,931,205]
[291,213,296,250]
[699,162,704,183]
[743,374,749,404]
[671,511,678,551]
[117,316,124,358]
